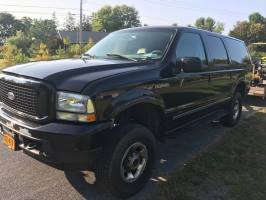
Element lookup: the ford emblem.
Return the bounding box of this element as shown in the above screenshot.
[7,92,15,101]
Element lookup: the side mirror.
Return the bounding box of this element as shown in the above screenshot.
[177,57,203,73]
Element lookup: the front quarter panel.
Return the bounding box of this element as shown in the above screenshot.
[84,68,167,121]
[100,88,165,120]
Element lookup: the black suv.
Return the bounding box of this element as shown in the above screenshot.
[0,27,250,198]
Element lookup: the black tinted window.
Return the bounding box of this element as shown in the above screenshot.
[224,38,251,65]
[176,33,206,64]
[206,36,228,65]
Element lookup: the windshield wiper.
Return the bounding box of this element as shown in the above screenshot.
[106,54,138,62]
[82,53,96,59]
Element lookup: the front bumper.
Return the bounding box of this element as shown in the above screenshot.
[0,107,113,170]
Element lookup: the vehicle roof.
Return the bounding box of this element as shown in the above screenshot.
[116,26,244,43]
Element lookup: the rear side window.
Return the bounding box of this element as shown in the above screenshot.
[206,36,228,65]
[176,32,207,64]
[224,38,251,65]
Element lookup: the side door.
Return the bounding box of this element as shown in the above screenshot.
[204,35,233,101]
[161,31,214,122]
[223,37,252,90]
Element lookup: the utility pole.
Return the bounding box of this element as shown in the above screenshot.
[79,0,83,46]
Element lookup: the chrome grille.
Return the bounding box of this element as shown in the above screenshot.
[0,78,39,117]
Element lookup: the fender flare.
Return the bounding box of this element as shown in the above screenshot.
[104,89,165,119]
[231,77,247,96]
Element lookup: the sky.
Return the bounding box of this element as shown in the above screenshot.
[0,0,265,34]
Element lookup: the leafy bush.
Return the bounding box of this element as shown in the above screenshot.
[46,37,64,55]
[83,37,95,52]
[0,59,12,68]
[36,42,50,61]
[1,44,18,61]
[63,37,71,50]
[0,44,29,66]
[55,48,67,59]
[14,51,29,63]
[68,44,82,57]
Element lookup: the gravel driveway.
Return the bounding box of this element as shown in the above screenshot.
[0,96,265,200]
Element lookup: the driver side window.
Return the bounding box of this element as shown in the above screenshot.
[176,32,207,65]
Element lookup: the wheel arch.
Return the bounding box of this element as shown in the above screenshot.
[234,80,247,97]
[111,100,165,138]
[232,78,247,97]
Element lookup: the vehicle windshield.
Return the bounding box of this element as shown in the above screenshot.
[85,29,175,61]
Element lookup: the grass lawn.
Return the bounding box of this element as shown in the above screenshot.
[153,109,266,200]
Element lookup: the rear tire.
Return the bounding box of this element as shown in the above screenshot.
[95,123,156,198]
[221,92,242,127]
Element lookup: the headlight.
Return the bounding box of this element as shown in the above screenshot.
[57,92,94,113]
[56,92,96,122]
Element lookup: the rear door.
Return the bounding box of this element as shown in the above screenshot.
[223,38,252,86]
[204,35,233,101]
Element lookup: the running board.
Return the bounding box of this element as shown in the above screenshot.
[164,109,228,136]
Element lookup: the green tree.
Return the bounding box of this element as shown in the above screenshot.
[83,15,92,31]
[249,12,265,24]
[229,21,250,42]
[29,19,59,53]
[92,6,112,32]
[195,17,224,33]
[249,23,266,42]
[0,12,23,44]
[52,12,59,28]
[229,12,266,46]
[92,5,141,32]
[214,22,225,33]
[7,31,32,56]
[63,13,77,31]
[20,17,33,34]
[29,19,57,42]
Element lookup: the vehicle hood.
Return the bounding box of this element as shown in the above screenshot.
[3,59,147,92]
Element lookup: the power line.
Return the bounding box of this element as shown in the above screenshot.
[0,10,79,17]
[0,3,93,13]
[0,1,220,23]
[1,5,175,24]
[1,1,251,17]
[1,1,249,28]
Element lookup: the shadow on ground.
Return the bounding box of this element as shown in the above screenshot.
[63,96,266,200]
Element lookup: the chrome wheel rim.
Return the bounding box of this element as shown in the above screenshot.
[120,142,148,183]
[233,99,240,120]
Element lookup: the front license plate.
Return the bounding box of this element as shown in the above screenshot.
[3,132,16,150]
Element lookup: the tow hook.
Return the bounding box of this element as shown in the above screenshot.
[26,143,37,150]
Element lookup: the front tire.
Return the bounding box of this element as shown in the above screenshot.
[95,123,156,198]
[221,92,242,127]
